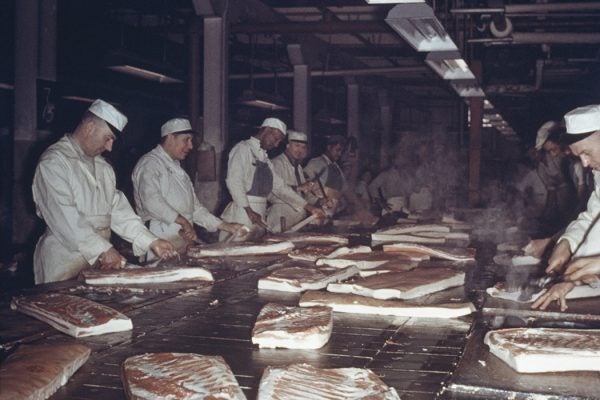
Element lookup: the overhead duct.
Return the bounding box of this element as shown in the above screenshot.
[452,2,600,14]
[513,32,600,44]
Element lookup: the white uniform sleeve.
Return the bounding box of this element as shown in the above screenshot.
[133,158,179,224]
[192,195,222,231]
[303,157,324,181]
[270,161,307,211]
[226,143,251,208]
[32,158,112,265]
[559,185,600,252]
[368,172,385,200]
[110,189,158,257]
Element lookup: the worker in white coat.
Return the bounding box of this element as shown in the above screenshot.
[532,104,600,311]
[32,99,176,284]
[220,118,325,240]
[368,153,414,216]
[266,130,319,232]
[132,118,244,257]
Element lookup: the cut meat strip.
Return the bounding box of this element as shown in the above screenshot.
[316,250,425,270]
[10,293,132,337]
[327,267,465,300]
[257,363,400,400]
[325,245,372,259]
[252,304,333,349]
[300,291,475,319]
[0,343,90,400]
[376,224,450,235]
[258,265,359,292]
[122,353,246,399]
[372,233,446,244]
[264,233,349,246]
[486,282,600,303]
[81,265,213,285]
[484,328,600,373]
[383,243,476,262]
[187,241,294,258]
[287,245,340,262]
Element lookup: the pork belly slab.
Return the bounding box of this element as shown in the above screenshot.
[287,245,341,262]
[316,250,425,270]
[484,328,600,373]
[122,353,246,400]
[258,265,359,292]
[257,363,400,400]
[252,303,333,349]
[81,265,213,285]
[10,293,132,337]
[300,291,475,319]
[0,343,90,400]
[383,243,476,262]
[187,241,294,258]
[327,267,465,300]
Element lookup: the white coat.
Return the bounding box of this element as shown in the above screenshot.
[368,167,414,214]
[220,137,306,239]
[32,135,156,284]
[266,153,308,232]
[560,170,600,258]
[132,145,222,254]
[304,154,346,192]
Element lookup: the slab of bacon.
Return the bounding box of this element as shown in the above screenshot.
[81,265,214,285]
[383,243,476,262]
[187,241,294,258]
[258,265,359,292]
[10,293,132,337]
[264,233,349,246]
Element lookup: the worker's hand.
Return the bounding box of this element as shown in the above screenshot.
[305,204,326,219]
[244,207,264,226]
[176,215,197,242]
[546,239,572,274]
[531,281,576,312]
[219,222,246,235]
[522,237,553,258]
[564,256,600,282]
[296,181,314,194]
[99,247,126,270]
[149,239,178,260]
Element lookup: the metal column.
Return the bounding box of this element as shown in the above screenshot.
[378,90,392,170]
[293,65,311,141]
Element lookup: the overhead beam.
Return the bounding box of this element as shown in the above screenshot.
[231,20,390,34]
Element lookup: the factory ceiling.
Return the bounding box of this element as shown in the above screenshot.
[2,0,600,145]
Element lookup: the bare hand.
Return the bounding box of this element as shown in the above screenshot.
[522,237,552,258]
[176,215,197,242]
[546,239,572,274]
[564,255,600,282]
[531,281,575,311]
[305,204,326,219]
[244,207,263,226]
[149,239,178,260]
[99,247,126,270]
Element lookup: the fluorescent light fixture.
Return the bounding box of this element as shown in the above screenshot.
[425,51,475,80]
[366,0,425,4]
[0,82,14,90]
[238,89,289,110]
[107,65,182,83]
[451,80,485,97]
[385,3,458,52]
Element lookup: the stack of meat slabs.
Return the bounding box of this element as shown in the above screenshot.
[10,293,132,337]
[0,343,91,400]
[257,364,400,399]
[187,240,294,258]
[264,232,349,246]
[287,245,341,262]
[383,243,476,263]
[251,303,333,349]
[372,224,470,245]
[122,353,246,399]
[81,265,214,285]
[258,264,359,292]
[300,291,475,319]
[327,267,466,300]
[316,250,427,271]
[484,328,600,373]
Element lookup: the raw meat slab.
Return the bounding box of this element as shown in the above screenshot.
[327,267,465,300]
[264,233,349,246]
[372,233,445,244]
[10,293,133,337]
[376,224,450,235]
[300,291,475,318]
[287,245,340,262]
[258,265,359,292]
[316,250,425,270]
[81,265,213,285]
[122,353,246,399]
[0,343,90,400]
[251,303,333,349]
[383,243,476,262]
[187,241,294,258]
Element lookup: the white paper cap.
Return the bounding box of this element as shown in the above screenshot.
[88,99,128,132]
[288,130,308,143]
[161,118,195,137]
[565,105,600,135]
[260,118,287,135]
[535,121,558,150]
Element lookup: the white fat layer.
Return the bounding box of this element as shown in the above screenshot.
[300,299,474,318]
[325,245,372,259]
[189,241,294,257]
[258,266,359,292]
[84,267,214,285]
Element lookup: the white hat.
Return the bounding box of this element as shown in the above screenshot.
[88,99,128,132]
[161,118,196,137]
[260,118,286,135]
[535,120,558,150]
[564,105,600,135]
[288,130,308,143]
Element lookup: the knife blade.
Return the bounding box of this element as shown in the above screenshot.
[518,272,561,302]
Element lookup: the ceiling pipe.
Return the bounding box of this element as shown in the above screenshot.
[229,66,428,79]
[231,21,389,34]
[451,2,600,14]
[513,32,600,44]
